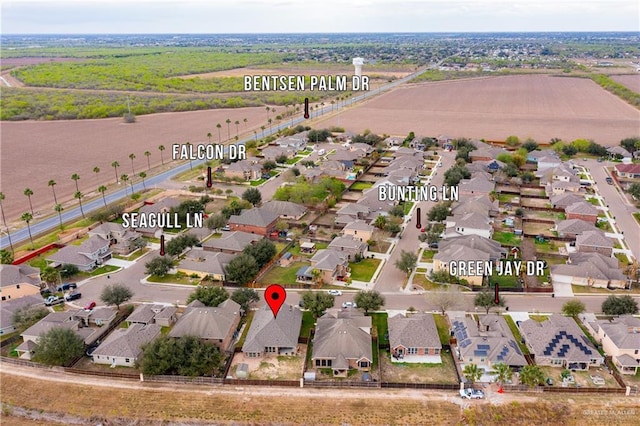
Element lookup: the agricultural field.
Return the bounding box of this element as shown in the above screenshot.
[611,74,640,93]
[315,74,640,146]
[1,107,267,220]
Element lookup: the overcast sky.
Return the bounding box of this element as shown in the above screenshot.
[2,0,639,34]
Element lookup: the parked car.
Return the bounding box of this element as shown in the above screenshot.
[342,301,357,309]
[84,301,96,311]
[56,283,77,292]
[605,177,613,185]
[40,288,52,297]
[328,290,342,296]
[460,389,485,399]
[221,225,231,231]
[65,292,82,301]
[44,296,64,306]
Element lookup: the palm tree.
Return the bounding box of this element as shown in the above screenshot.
[139,172,147,189]
[216,123,222,143]
[144,151,151,170]
[519,365,545,387]
[320,102,325,115]
[492,363,513,388]
[331,100,335,111]
[0,192,13,253]
[268,118,272,133]
[54,203,64,230]
[98,185,108,207]
[21,212,34,248]
[243,118,248,129]
[93,166,100,176]
[158,145,165,165]
[463,363,482,384]
[48,180,58,205]
[266,106,270,120]
[41,266,60,290]
[111,161,120,183]
[23,188,34,215]
[120,174,129,195]
[206,132,212,144]
[225,118,231,140]
[74,191,85,218]
[234,120,240,137]
[185,142,193,169]
[253,130,257,141]
[129,153,136,174]
[260,125,266,139]
[71,173,80,192]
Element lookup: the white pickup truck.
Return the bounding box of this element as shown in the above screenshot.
[460,388,485,399]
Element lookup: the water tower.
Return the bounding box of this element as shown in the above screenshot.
[353,57,364,77]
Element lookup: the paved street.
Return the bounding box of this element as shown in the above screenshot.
[373,149,457,292]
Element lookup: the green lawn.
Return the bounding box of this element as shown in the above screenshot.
[433,314,451,345]
[369,312,389,346]
[349,258,381,282]
[421,250,435,261]
[489,271,520,288]
[493,231,522,247]
[528,315,549,322]
[285,156,303,165]
[587,197,600,206]
[258,261,309,285]
[86,265,119,277]
[350,181,373,191]
[250,178,267,186]
[300,311,315,340]
[633,213,640,225]
[112,247,149,261]
[504,315,530,355]
[289,242,328,257]
[236,310,255,348]
[147,273,199,285]
[402,201,414,215]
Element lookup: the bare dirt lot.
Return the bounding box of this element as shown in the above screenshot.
[611,74,640,94]
[230,347,306,380]
[1,107,268,220]
[315,74,640,146]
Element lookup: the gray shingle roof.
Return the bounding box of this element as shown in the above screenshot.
[1,294,44,330]
[551,252,626,281]
[0,264,41,288]
[565,201,598,216]
[228,208,279,227]
[310,249,349,271]
[458,175,495,193]
[242,304,302,353]
[388,313,441,350]
[312,310,372,368]
[178,250,234,276]
[576,230,612,249]
[169,299,240,340]
[343,220,375,232]
[438,235,506,261]
[262,200,307,218]
[127,304,164,324]
[203,231,263,252]
[595,316,640,351]
[556,219,596,235]
[92,323,161,359]
[328,235,367,252]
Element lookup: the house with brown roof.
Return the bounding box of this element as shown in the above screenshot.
[550,252,627,289]
[169,299,241,351]
[228,207,279,237]
[519,314,602,371]
[202,231,263,254]
[242,304,302,357]
[388,313,442,363]
[92,323,161,367]
[312,309,372,377]
[575,229,613,257]
[587,315,640,375]
[0,264,41,301]
[614,163,640,180]
[47,235,111,272]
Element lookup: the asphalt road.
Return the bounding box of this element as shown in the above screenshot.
[373,149,457,292]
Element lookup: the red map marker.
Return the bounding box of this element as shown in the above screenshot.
[265,284,286,318]
[304,98,310,119]
[159,235,165,256]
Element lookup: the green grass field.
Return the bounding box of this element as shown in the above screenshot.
[492,231,522,247]
[350,181,373,191]
[258,261,309,285]
[369,312,389,346]
[349,258,381,282]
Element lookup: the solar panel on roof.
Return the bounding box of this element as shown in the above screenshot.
[478,344,490,350]
[473,350,488,357]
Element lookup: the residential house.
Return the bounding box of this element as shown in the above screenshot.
[575,229,613,257]
[228,208,279,237]
[349,143,374,156]
[550,252,627,289]
[607,146,632,161]
[393,147,423,158]
[388,313,442,363]
[224,159,263,181]
[242,304,303,357]
[312,309,372,377]
[0,294,43,336]
[519,314,603,370]
[469,143,505,162]
[587,315,640,375]
[92,323,161,367]
[450,195,499,217]
[444,212,493,239]
[47,235,111,272]
[555,219,597,239]
[301,249,349,284]
[71,307,117,327]
[328,147,360,169]
[126,304,178,327]
[327,235,367,259]
[565,201,599,224]
[335,203,372,225]
[0,264,41,301]
[177,250,235,281]
[527,150,561,169]
[133,197,182,237]
[277,133,308,152]
[262,146,295,161]
[614,163,640,180]
[452,315,527,380]
[262,200,307,220]
[203,231,263,254]
[88,222,144,256]
[342,220,375,243]
[458,175,495,197]
[169,299,241,351]
[550,193,585,210]
[434,236,506,286]
[384,136,404,147]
